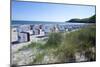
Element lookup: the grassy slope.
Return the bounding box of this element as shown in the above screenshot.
[67,15,96,23]
[17,25,96,64]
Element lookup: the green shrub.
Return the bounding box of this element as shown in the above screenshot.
[64,25,96,61]
[32,52,45,64]
[45,32,63,48]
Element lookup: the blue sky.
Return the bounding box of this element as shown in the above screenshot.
[12,1,95,22]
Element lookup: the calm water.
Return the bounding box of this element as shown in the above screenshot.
[11,21,85,25]
[12,21,65,25]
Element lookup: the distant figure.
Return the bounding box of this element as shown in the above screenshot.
[55,24,59,32]
[52,25,59,32]
[39,24,43,29]
[39,29,45,36]
[30,25,34,30]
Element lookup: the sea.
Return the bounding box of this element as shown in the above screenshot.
[11,21,85,25]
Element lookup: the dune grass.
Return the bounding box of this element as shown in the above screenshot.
[17,25,96,64]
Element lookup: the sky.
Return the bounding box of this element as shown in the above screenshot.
[12,1,95,22]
